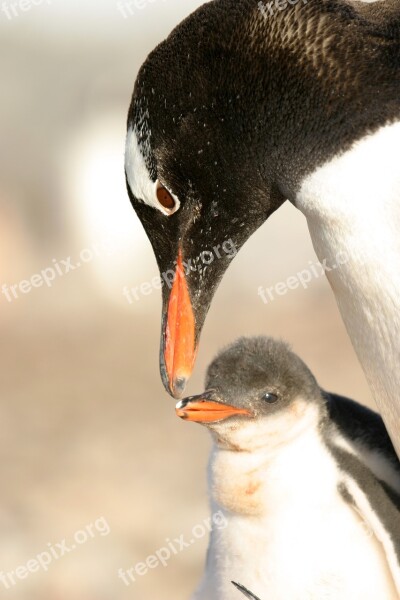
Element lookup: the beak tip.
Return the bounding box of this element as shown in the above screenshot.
[170,377,187,399]
[175,399,186,410]
[160,363,189,399]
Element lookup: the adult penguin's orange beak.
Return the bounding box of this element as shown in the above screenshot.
[163,251,197,398]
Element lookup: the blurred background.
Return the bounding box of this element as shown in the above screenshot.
[0,1,375,598]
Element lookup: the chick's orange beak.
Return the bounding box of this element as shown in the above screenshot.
[176,397,252,423]
[164,251,196,398]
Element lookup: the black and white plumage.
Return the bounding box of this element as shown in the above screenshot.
[125,0,400,456]
[176,337,400,600]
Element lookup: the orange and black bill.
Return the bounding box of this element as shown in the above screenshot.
[162,250,197,398]
[176,393,252,423]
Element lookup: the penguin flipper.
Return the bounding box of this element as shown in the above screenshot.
[231,581,261,599]
[325,392,400,487]
[338,455,400,595]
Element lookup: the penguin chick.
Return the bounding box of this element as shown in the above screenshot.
[176,337,400,600]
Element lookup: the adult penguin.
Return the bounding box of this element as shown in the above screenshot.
[124,0,400,454]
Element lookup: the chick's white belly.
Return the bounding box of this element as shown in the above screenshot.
[192,491,398,600]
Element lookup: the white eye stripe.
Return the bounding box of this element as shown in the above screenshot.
[125,126,155,205]
[125,126,180,216]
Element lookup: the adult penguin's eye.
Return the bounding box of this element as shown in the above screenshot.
[157,185,174,208]
[261,392,279,404]
[155,181,180,215]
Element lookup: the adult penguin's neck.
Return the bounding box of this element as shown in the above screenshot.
[217,0,400,453]
[197,0,400,196]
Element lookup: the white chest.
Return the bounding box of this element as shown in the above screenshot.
[295,121,400,282]
[294,121,400,454]
[296,121,400,261]
[193,432,398,600]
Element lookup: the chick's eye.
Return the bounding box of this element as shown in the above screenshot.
[261,392,279,404]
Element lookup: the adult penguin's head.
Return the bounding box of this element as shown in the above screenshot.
[125,2,287,397]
